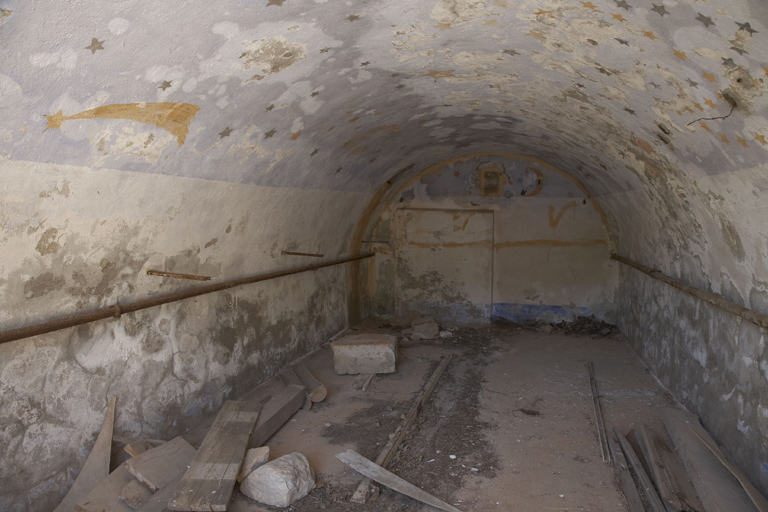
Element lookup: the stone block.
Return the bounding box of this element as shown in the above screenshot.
[412,317,439,339]
[330,334,397,374]
[240,452,315,507]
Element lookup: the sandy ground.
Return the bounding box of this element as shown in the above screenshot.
[211,319,680,511]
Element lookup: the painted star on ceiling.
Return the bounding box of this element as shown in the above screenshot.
[651,4,669,16]
[686,78,699,88]
[731,46,748,55]
[346,14,360,22]
[754,133,767,146]
[721,57,736,68]
[85,38,104,54]
[614,0,630,10]
[218,127,233,138]
[695,13,714,28]
[643,31,658,40]
[264,129,276,138]
[673,49,689,60]
[736,21,757,35]
[503,49,520,56]
[158,80,173,91]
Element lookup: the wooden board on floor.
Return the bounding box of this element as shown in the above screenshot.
[125,437,196,491]
[641,424,703,512]
[614,428,667,512]
[663,408,764,512]
[54,396,117,512]
[167,401,261,511]
[293,363,327,402]
[134,472,184,512]
[119,480,154,509]
[337,450,463,512]
[249,384,305,448]
[75,465,134,512]
[125,440,157,458]
[607,435,644,512]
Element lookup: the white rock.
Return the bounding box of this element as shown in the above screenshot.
[237,446,270,483]
[439,330,453,338]
[240,452,315,507]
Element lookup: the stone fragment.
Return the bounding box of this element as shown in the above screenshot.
[237,446,270,483]
[439,331,453,339]
[330,334,397,374]
[240,452,315,507]
[412,317,439,339]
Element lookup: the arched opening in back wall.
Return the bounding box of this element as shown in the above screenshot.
[355,153,617,324]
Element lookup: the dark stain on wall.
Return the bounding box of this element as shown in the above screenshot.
[24,272,65,299]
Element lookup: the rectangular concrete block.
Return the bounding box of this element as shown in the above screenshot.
[330,334,397,375]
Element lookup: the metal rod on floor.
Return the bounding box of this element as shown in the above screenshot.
[146,270,211,281]
[0,253,375,346]
[588,361,610,463]
[611,253,768,330]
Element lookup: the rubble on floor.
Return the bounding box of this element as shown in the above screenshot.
[51,319,768,512]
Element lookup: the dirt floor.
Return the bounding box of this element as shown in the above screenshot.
[218,318,682,512]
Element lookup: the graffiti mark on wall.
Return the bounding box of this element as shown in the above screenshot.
[45,102,200,146]
[548,200,579,228]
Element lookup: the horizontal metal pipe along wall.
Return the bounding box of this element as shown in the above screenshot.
[0,253,376,346]
[611,253,768,330]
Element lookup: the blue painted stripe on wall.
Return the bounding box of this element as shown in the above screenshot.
[491,303,593,323]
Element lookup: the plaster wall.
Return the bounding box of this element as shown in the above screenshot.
[365,154,618,324]
[0,158,368,511]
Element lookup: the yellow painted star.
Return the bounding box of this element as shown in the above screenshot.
[704,98,716,109]
[754,133,767,146]
[699,122,710,131]
[694,103,704,111]
[534,9,555,18]
[684,106,694,114]
[424,70,455,79]
[291,131,302,140]
[436,22,452,30]
[720,133,730,144]
[45,110,65,131]
[612,13,626,22]
[643,30,658,40]
[581,1,597,10]
[737,135,748,148]
[703,71,717,83]
[674,49,689,60]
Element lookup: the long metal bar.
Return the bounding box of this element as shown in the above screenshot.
[146,270,211,281]
[611,253,768,330]
[0,253,375,346]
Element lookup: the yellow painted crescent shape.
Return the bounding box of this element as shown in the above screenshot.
[45,102,200,146]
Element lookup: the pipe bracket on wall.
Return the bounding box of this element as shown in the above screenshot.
[611,253,768,330]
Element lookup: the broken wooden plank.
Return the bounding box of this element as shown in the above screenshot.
[614,427,667,512]
[337,450,463,512]
[125,436,196,491]
[125,440,157,458]
[249,384,305,448]
[54,396,117,512]
[167,401,262,511]
[351,355,452,504]
[663,407,765,512]
[133,472,184,512]
[607,435,644,512]
[75,465,134,512]
[587,362,610,463]
[119,480,154,509]
[292,363,327,402]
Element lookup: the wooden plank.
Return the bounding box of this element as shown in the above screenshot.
[587,362,610,463]
[663,407,765,512]
[54,396,117,512]
[614,428,667,512]
[167,401,262,512]
[133,472,184,512]
[607,435,644,512]
[337,450,463,512]
[119,480,154,509]
[351,356,452,504]
[75,465,134,512]
[125,440,156,458]
[643,424,704,512]
[125,437,196,491]
[249,384,305,448]
[641,425,687,511]
[293,363,327,402]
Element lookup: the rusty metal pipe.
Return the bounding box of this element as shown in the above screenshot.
[611,253,768,330]
[0,253,375,346]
